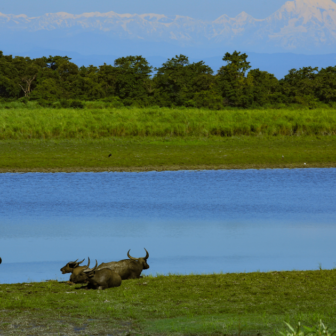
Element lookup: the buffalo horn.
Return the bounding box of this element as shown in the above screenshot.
[84,259,98,273]
[127,249,138,261]
[92,260,98,271]
[77,258,85,265]
[83,257,91,271]
[144,248,149,260]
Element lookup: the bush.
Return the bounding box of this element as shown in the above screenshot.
[102,97,124,108]
[18,97,29,105]
[69,100,85,109]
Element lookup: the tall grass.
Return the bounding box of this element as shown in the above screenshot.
[0,107,335,140]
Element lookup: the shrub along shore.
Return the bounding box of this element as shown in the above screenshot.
[0,107,335,172]
[1,270,335,335]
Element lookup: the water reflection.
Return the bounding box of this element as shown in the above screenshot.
[0,169,335,283]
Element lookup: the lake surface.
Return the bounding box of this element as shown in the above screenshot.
[0,168,335,284]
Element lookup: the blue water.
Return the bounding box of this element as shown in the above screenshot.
[0,168,335,284]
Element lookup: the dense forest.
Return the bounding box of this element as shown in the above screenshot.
[1,50,336,109]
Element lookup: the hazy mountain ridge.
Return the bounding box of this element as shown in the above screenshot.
[1,0,336,52]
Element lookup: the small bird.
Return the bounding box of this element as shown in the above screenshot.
[282,155,284,159]
[108,154,112,157]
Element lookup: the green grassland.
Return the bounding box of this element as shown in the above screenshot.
[0,136,335,173]
[1,107,336,139]
[1,270,336,335]
[0,107,335,172]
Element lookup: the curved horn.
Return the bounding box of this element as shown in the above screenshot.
[127,249,138,261]
[144,248,149,260]
[92,260,98,271]
[71,259,78,264]
[83,258,98,273]
[78,258,85,265]
[83,257,90,271]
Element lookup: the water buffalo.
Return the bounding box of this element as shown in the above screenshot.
[97,248,150,280]
[83,260,122,290]
[60,258,90,284]
[60,258,85,274]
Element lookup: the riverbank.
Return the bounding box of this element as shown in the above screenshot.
[1,270,335,335]
[0,136,335,172]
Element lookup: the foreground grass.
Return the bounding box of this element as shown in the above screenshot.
[0,136,335,172]
[1,270,336,335]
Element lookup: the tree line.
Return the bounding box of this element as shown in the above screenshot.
[1,50,336,109]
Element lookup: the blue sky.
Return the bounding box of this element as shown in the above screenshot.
[1,0,297,20]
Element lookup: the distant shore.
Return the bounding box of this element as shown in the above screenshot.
[0,136,335,173]
[1,162,336,174]
[1,107,335,173]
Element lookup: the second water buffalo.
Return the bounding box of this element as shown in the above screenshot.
[60,258,90,284]
[83,260,122,290]
[98,248,150,280]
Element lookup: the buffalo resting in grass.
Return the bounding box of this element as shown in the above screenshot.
[60,258,90,284]
[83,260,122,290]
[97,248,150,280]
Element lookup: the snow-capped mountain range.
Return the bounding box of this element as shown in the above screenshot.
[1,0,336,53]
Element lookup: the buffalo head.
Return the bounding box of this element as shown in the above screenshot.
[69,258,92,283]
[60,258,85,274]
[127,248,150,269]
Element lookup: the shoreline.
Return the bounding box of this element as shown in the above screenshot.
[0,162,335,173]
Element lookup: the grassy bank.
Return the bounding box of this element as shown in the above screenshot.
[0,136,335,172]
[0,108,336,139]
[1,270,336,335]
[0,107,335,172]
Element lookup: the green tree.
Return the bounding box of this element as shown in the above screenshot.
[314,66,336,104]
[153,55,221,108]
[113,56,152,105]
[280,67,319,106]
[247,69,283,106]
[217,51,252,107]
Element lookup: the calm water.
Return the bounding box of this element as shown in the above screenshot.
[0,169,335,284]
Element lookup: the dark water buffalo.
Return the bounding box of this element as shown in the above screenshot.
[60,258,85,274]
[60,258,90,284]
[97,248,150,280]
[83,260,122,290]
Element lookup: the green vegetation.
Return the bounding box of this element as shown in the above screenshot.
[0,136,335,172]
[1,50,336,109]
[0,107,334,172]
[281,320,336,336]
[1,108,336,139]
[1,270,336,335]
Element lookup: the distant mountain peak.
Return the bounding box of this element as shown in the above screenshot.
[294,0,336,9]
[1,0,336,54]
[272,0,336,24]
